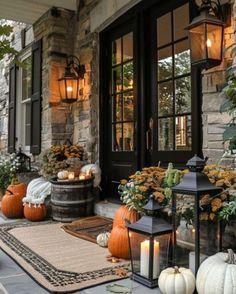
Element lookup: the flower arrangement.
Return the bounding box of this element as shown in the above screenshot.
[118,163,182,212]
[0,158,12,192]
[119,163,236,223]
[40,144,84,179]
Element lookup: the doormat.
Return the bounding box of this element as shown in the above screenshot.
[0,222,130,293]
[61,216,113,243]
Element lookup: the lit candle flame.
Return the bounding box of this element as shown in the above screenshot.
[67,86,73,92]
[206,38,212,48]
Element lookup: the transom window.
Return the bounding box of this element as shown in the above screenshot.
[157,3,192,151]
[111,32,134,152]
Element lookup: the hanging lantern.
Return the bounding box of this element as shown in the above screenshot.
[186,0,225,69]
[127,195,173,288]
[172,155,223,275]
[58,55,85,103]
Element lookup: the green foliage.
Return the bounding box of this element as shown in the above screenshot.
[0,159,12,192]
[219,195,236,222]
[220,44,236,150]
[0,22,18,61]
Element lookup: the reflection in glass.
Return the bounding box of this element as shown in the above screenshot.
[206,24,222,60]
[123,62,133,91]
[123,92,134,121]
[157,13,171,48]
[113,95,122,122]
[173,3,189,41]
[189,24,205,63]
[175,115,191,150]
[113,123,122,151]
[22,56,32,101]
[158,81,173,116]
[158,118,173,151]
[112,66,122,93]
[175,77,191,114]
[123,122,134,151]
[158,46,172,81]
[175,41,191,76]
[123,32,133,62]
[112,38,121,65]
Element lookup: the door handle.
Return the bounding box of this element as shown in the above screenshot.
[146,129,151,150]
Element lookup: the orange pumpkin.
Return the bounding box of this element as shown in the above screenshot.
[1,178,27,218]
[108,225,130,259]
[113,205,139,228]
[24,204,47,222]
[1,190,24,218]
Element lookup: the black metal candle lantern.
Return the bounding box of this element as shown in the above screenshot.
[16,147,31,172]
[127,195,173,288]
[186,0,225,69]
[58,55,85,103]
[172,155,222,274]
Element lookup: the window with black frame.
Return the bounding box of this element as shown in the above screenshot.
[157,3,192,152]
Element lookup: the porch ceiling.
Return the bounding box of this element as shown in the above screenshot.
[0,0,77,24]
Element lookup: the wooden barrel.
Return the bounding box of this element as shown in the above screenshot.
[50,177,94,222]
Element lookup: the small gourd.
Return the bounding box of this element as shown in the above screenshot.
[196,249,236,294]
[158,266,195,294]
[96,232,110,247]
[57,170,69,180]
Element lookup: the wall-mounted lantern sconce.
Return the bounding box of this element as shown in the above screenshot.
[186,0,226,69]
[58,55,86,103]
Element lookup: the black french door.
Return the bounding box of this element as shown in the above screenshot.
[146,0,202,167]
[100,21,138,197]
[100,0,202,198]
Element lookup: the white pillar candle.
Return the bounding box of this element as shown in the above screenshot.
[153,240,160,279]
[140,240,149,277]
[140,240,160,279]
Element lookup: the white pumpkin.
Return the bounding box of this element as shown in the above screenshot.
[159,266,195,294]
[196,249,236,294]
[96,232,110,247]
[57,170,69,180]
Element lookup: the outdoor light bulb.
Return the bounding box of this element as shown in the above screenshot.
[206,38,212,48]
[67,86,73,92]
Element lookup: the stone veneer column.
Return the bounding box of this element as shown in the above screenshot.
[202,2,235,165]
[33,8,76,150]
[72,0,100,162]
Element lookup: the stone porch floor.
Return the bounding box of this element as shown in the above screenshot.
[0,208,160,294]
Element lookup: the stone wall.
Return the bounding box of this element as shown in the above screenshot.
[202,15,235,165]
[0,21,27,154]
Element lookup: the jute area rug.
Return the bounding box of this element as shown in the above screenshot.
[0,222,130,293]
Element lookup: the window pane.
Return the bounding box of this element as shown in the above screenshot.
[157,13,171,48]
[123,92,134,121]
[158,118,174,151]
[158,46,172,81]
[173,3,189,41]
[113,123,122,151]
[123,32,133,62]
[175,115,192,150]
[22,56,32,101]
[158,81,173,116]
[175,40,191,76]
[25,103,31,146]
[112,38,121,65]
[112,66,122,93]
[175,77,191,114]
[113,95,122,122]
[123,61,133,91]
[123,122,134,151]
[207,24,222,60]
